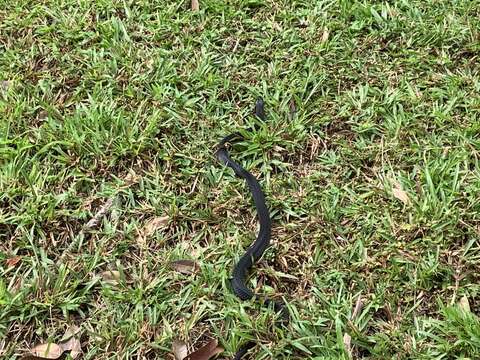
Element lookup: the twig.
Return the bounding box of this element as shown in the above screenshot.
[83,197,115,231]
[60,196,117,261]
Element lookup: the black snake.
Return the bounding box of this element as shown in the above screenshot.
[215,98,288,359]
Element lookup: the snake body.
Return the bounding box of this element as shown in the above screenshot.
[215,98,287,359]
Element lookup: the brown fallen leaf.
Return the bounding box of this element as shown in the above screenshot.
[351,295,363,319]
[458,295,470,313]
[173,339,189,360]
[392,180,410,205]
[61,325,81,341]
[59,325,82,359]
[343,333,352,359]
[186,339,223,360]
[59,338,81,359]
[171,260,200,275]
[321,28,330,42]
[1,80,10,93]
[141,216,169,238]
[101,270,121,284]
[6,256,22,267]
[191,0,199,11]
[123,170,141,187]
[29,343,64,359]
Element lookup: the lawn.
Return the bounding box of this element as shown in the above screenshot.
[1,0,480,359]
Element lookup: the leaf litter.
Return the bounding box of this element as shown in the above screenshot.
[391,179,410,205]
[170,260,200,275]
[173,339,189,360]
[172,337,223,360]
[23,326,82,360]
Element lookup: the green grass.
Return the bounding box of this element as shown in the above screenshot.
[1,0,480,358]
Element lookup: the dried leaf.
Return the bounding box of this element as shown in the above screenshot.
[191,0,199,11]
[343,333,352,359]
[57,325,82,358]
[141,216,169,238]
[101,270,121,284]
[61,325,81,341]
[392,181,410,205]
[351,295,363,319]
[458,295,470,313]
[173,339,189,360]
[59,338,82,359]
[186,339,223,360]
[59,337,75,351]
[1,80,10,92]
[6,256,22,267]
[124,170,141,186]
[70,344,82,360]
[171,260,200,275]
[30,343,64,359]
[321,28,330,42]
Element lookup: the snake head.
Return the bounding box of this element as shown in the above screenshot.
[255,97,266,121]
[215,148,230,166]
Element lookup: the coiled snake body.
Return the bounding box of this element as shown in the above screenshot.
[215,98,287,359]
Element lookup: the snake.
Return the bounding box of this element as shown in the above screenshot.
[215,98,288,359]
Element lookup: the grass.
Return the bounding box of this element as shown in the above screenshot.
[1,0,480,358]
